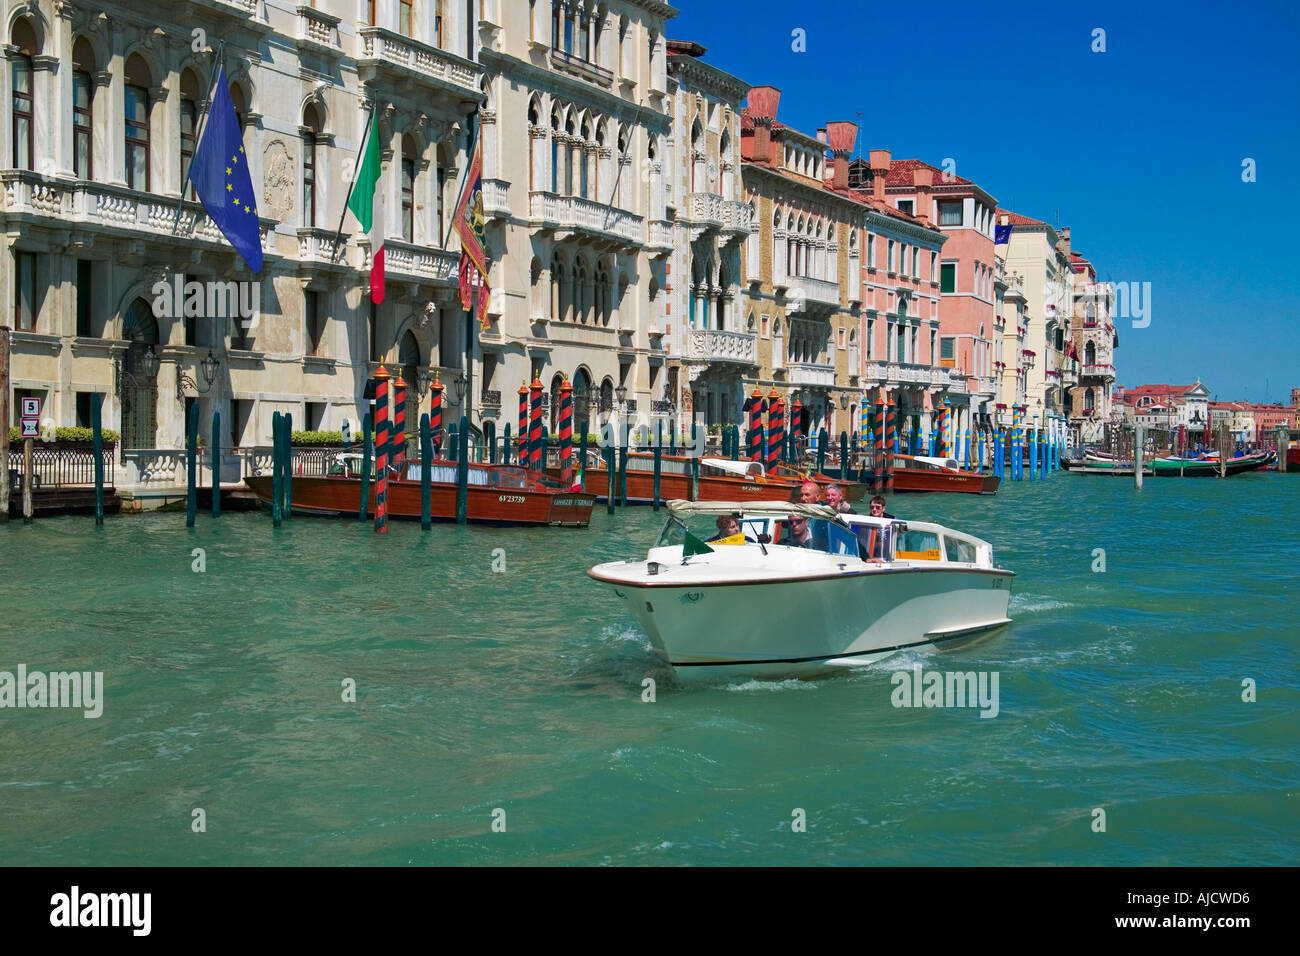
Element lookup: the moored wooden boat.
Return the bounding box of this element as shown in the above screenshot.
[888,455,1000,494]
[246,456,595,526]
[1151,451,1271,477]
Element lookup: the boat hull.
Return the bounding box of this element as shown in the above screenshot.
[550,457,804,504]
[246,475,595,526]
[590,562,1013,680]
[889,467,1000,494]
[1151,454,1270,477]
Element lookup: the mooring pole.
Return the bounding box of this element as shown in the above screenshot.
[653,420,662,512]
[186,401,198,527]
[92,392,105,526]
[211,409,221,518]
[22,437,33,523]
[359,412,372,522]
[1134,425,1145,490]
[604,441,615,515]
[420,412,432,530]
[456,414,469,524]
[0,327,9,523]
[271,413,283,526]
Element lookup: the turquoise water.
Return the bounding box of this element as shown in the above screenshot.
[1,472,1296,865]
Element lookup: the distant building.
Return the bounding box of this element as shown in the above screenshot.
[1120,383,1212,440]
[1068,252,1119,442]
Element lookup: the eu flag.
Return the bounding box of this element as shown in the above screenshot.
[994,224,1013,245]
[188,66,262,273]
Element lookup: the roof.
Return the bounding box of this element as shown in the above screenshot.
[884,158,973,187]
[996,209,1047,227]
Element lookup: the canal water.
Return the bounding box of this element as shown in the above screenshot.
[2,472,1296,865]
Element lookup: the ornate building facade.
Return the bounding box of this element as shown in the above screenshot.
[1,0,483,490]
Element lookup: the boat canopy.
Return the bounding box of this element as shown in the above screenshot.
[911,455,961,471]
[666,499,839,520]
[699,457,766,478]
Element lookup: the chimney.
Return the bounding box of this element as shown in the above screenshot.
[746,86,781,165]
[825,121,857,191]
[869,149,891,201]
[912,166,933,222]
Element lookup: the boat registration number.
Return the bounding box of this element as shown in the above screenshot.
[498,495,526,504]
[552,498,584,507]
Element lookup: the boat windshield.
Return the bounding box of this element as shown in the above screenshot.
[654,512,865,558]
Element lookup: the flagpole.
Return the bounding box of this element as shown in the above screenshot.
[331,98,376,264]
[462,111,480,443]
[173,39,226,236]
[440,109,481,255]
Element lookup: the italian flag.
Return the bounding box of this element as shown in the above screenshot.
[348,120,384,303]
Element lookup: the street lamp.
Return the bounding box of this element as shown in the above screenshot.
[200,350,219,391]
[139,346,160,380]
[417,367,431,396]
[839,391,851,409]
[615,384,627,406]
[454,372,467,403]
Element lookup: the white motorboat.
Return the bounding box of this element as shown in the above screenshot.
[589,500,1013,680]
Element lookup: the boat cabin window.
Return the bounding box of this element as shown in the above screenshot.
[944,535,977,564]
[896,528,941,560]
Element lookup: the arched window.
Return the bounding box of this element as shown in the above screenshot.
[528,97,540,192]
[302,103,323,227]
[576,262,588,322]
[579,119,590,198]
[564,112,577,195]
[573,367,592,421]
[550,373,564,431]
[401,135,418,242]
[600,378,614,414]
[1084,388,1095,412]
[72,37,95,179]
[123,297,160,346]
[530,257,543,316]
[1085,340,1096,366]
[550,255,563,320]
[124,54,152,190]
[10,20,36,170]
[230,81,248,136]
[772,317,784,370]
[550,106,561,193]
[568,261,579,322]
[179,69,201,199]
[596,265,609,324]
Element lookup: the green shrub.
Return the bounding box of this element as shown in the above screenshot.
[8,426,119,443]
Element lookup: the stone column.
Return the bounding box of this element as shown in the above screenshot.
[32,54,59,180]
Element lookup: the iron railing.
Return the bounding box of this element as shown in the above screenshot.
[6,443,117,488]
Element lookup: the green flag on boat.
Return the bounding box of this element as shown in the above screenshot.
[683,531,715,558]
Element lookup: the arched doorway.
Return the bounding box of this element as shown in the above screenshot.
[121,298,159,450]
[550,372,564,432]
[572,367,592,428]
[398,330,421,433]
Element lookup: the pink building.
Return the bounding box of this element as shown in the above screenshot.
[841,154,951,453]
[880,159,999,448]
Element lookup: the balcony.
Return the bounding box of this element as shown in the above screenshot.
[724,199,752,235]
[785,275,841,313]
[483,179,510,218]
[684,329,757,366]
[529,191,644,248]
[786,361,836,387]
[297,5,341,54]
[357,27,482,97]
[863,362,934,387]
[1081,362,1115,381]
[930,367,951,388]
[297,227,348,268]
[379,240,458,284]
[686,192,724,230]
[1,170,275,259]
[1062,364,1078,386]
[975,376,998,395]
[646,219,674,253]
[548,48,614,87]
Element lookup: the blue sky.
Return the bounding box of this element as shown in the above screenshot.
[670,0,1299,402]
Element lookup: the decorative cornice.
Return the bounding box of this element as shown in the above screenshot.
[667,53,749,106]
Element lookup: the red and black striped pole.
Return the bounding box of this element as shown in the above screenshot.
[872,387,884,493]
[429,373,444,457]
[791,397,802,460]
[528,375,544,471]
[374,364,390,533]
[559,375,574,484]
[885,392,897,493]
[392,373,407,466]
[517,382,529,464]
[748,385,763,461]
[767,386,783,470]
